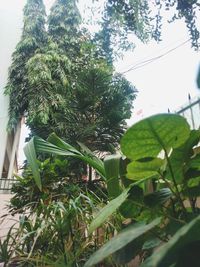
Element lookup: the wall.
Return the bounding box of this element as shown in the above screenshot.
[0,0,26,177]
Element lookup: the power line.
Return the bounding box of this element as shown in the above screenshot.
[119,39,190,75]
[119,36,188,71]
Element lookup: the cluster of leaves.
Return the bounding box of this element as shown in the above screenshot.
[2,191,112,267]
[2,113,200,266]
[10,155,107,215]
[4,0,47,128]
[2,145,109,266]
[1,135,112,266]
[100,0,200,50]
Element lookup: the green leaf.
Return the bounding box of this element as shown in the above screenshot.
[104,154,121,199]
[165,220,185,236]
[85,218,161,267]
[187,176,200,187]
[89,188,129,234]
[144,188,172,207]
[24,138,42,191]
[182,185,200,198]
[175,240,200,267]
[121,114,190,161]
[33,135,106,178]
[89,178,152,233]
[119,199,141,218]
[48,133,82,154]
[113,235,145,264]
[188,154,200,170]
[119,186,143,218]
[34,136,76,157]
[166,130,200,182]
[141,215,200,267]
[127,158,164,180]
[142,237,161,250]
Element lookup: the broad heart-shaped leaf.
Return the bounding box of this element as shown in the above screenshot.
[104,154,121,199]
[188,154,200,170]
[121,114,190,161]
[24,138,42,191]
[141,215,200,267]
[84,218,161,267]
[33,135,106,178]
[127,158,164,180]
[166,129,200,183]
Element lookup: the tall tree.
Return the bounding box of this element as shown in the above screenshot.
[42,60,136,152]
[48,0,82,60]
[5,0,136,155]
[26,0,82,133]
[26,42,71,127]
[5,0,47,129]
[27,0,136,152]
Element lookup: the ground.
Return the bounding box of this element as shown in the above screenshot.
[0,194,16,238]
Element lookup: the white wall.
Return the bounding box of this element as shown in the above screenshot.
[0,0,26,177]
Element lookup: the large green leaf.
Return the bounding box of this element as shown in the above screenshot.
[166,130,200,182]
[48,133,82,155]
[89,178,152,233]
[34,136,76,157]
[119,186,143,218]
[127,158,164,180]
[113,235,145,264]
[104,154,121,199]
[33,135,106,178]
[188,154,200,171]
[121,114,190,161]
[24,138,42,191]
[85,218,161,267]
[89,188,129,234]
[141,215,200,267]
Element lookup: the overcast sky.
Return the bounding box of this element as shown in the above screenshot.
[116,20,200,124]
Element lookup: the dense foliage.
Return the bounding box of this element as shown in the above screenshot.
[4,0,47,129]
[84,113,200,267]
[100,0,200,51]
[2,113,200,266]
[5,0,136,154]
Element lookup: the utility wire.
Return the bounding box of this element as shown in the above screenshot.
[119,38,190,75]
[119,36,188,71]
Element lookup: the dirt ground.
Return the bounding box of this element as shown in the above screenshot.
[0,194,17,238]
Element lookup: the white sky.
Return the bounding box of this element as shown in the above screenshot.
[116,21,200,124]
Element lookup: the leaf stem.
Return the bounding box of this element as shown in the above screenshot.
[164,149,187,218]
